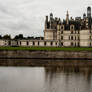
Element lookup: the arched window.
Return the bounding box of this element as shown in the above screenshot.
[78,42,80,47]
[17,41,18,45]
[78,31,80,34]
[71,36,73,40]
[44,42,46,46]
[71,42,73,46]
[90,36,91,40]
[61,36,63,40]
[27,41,29,46]
[38,42,39,46]
[51,42,53,46]
[71,31,73,34]
[61,31,63,34]
[61,42,63,46]
[78,36,80,40]
[20,41,21,46]
[33,42,35,46]
[56,42,57,46]
[69,36,70,40]
[90,42,91,47]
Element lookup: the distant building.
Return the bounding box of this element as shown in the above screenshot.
[0,6,92,47]
[44,6,92,47]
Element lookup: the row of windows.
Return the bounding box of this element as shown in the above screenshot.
[71,42,80,47]
[60,31,80,34]
[20,41,57,46]
[70,36,80,40]
[59,42,80,47]
[61,36,80,40]
[71,31,80,34]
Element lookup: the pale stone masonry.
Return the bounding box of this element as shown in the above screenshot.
[44,6,92,47]
[0,6,92,47]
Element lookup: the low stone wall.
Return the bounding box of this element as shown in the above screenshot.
[0,50,92,59]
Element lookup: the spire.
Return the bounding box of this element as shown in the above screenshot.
[66,10,69,25]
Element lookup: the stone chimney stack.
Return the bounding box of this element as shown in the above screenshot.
[45,16,48,29]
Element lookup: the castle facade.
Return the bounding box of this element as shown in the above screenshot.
[0,6,92,47]
[44,6,92,47]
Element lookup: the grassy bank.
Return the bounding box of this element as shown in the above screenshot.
[0,47,92,51]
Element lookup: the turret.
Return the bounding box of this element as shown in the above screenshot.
[50,13,53,29]
[87,6,91,18]
[87,6,92,29]
[83,13,86,19]
[50,13,53,20]
[66,11,69,25]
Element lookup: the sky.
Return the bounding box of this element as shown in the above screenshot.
[0,0,92,37]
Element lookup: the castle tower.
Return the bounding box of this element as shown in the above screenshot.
[87,6,91,18]
[66,11,69,25]
[87,6,92,29]
[50,13,53,20]
[45,16,48,29]
[50,13,53,29]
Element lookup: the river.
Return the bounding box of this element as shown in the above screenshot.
[0,65,92,92]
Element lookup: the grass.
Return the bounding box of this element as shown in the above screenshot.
[0,46,92,51]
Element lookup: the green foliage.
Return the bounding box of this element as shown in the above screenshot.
[14,34,24,39]
[0,47,92,51]
[3,34,11,39]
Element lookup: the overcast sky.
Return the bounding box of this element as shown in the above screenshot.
[0,0,92,37]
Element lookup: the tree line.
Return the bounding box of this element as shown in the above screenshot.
[0,34,44,40]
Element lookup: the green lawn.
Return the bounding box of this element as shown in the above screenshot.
[0,47,92,51]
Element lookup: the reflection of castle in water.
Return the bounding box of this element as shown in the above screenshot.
[45,66,92,82]
[44,66,92,92]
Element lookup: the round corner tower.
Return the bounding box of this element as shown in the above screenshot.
[87,6,91,18]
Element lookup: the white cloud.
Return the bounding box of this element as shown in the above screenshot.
[0,0,91,37]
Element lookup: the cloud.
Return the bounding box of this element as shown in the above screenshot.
[0,0,91,37]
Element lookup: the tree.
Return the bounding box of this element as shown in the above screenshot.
[26,36,35,40]
[3,34,11,39]
[14,35,19,39]
[14,34,24,39]
[0,35,2,39]
[18,34,23,39]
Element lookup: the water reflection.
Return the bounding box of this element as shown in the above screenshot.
[44,66,92,92]
[0,63,92,92]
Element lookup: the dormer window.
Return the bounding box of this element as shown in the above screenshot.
[61,25,64,30]
[70,25,74,34]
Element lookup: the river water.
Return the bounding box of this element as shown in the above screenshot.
[0,66,92,92]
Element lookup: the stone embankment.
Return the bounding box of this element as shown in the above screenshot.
[0,50,92,60]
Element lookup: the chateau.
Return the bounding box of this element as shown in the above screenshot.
[44,6,92,47]
[0,6,92,47]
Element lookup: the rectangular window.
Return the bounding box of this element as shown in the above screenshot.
[51,42,53,46]
[71,36,73,40]
[38,42,39,46]
[61,36,63,40]
[20,42,21,46]
[27,41,29,46]
[44,42,46,46]
[33,42,35,46]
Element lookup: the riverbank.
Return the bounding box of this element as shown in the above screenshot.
[0,50,92,59]
[0,59,92,66]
